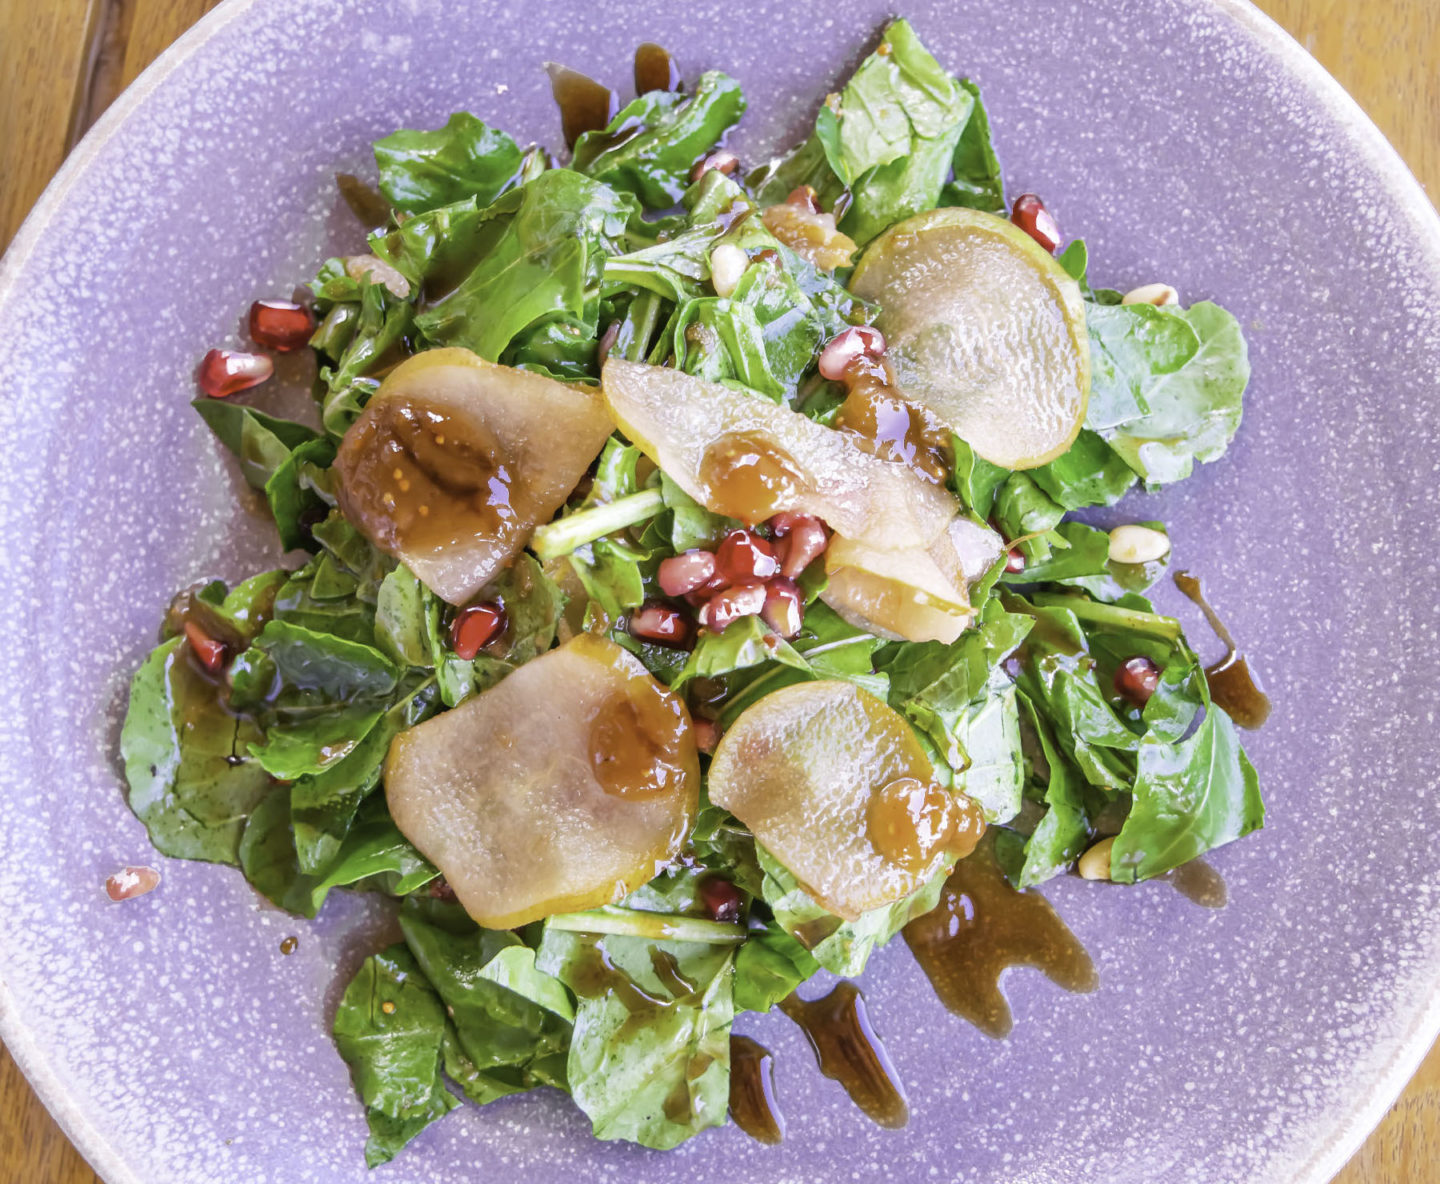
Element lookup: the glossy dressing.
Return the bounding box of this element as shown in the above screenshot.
[834,356,951,485]
[1173,571,1272,729]
[697,429,809,523]
[728,1035,784,1144]
[903,839,1097,1038]
[780,983,908,1128]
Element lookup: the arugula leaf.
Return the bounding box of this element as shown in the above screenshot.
[333,944,460,1168]
[1112,705,1262,880]
[951,436,1009,519]
[374,566,430,667]
[1008,693,1091,888]
[670,615,810,692]
[574,72,746,208]
[1085,301,1250,485]
[757,846,947,977]
[992,472,1066,565]
[732,921,819,1014]
[941,78,1004,213]
[314,276,414,438]
[1028,429,1137,510]
[374,113,524,214]
[121,638,275,864]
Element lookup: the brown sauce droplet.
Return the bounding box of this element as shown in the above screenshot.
[567,938,668,1011]
[903,836,1097,1038]
[334,396,513,554]
[648,946,697,998]
[834,358,950,484]
[1162,858,1227,908]
[697,429,808,524]
[633,43,681,94]
[866,778,985,872]
[792,915,843,950]
[279,936,298,955]
[547,63,618,150]
[588,678,693,800]
[779,983,907,1128]
[729,1035,785,1144]
[335,173,391,231]
[1173,571,1272,729]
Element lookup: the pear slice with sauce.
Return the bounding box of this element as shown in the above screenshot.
[849,207,1090,470]
[708,680,985,921]
[822,515,1004,644]
[334,348,614,605]
[384,635,698,929]
[601,358,957,549]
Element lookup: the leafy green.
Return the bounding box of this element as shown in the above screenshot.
[1009,693,1091,888]
[374,112,524,214]
[574,72,746,208]
[732,921,819,1013]
[941,78,1004,213]
[314,276,413,438]
[1028,429,1137,510]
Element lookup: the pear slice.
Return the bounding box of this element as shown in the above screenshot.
[708,680,984,920]
[601,358,956,548]
[334,348,614,605]
[849,207,1090,470]
[384,635,698,929]
[821,515,1004,644]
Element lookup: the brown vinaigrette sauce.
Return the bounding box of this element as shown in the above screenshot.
[633,43,681,95]
[1162,857,1228,909]
[697,429,809,523]
[729,1035,785,1144]
[902,837,1097,1038]
[833,357,952,485]
[547,63,619,149]
[779,982,908,1128]
[587,684,692,801]
[1173,571,1272,729]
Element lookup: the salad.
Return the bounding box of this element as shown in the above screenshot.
[118,19,1263,1164]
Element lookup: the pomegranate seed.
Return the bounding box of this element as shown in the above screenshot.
[658,550,718,598]
[716,530,779,583]
[1005,548,1026,574]
[689,149,740,183]
[629,602,692,647]
[693,718,720,754]
[182,620,227,672]
[1011,193,1061,253]
[699,876,743,923]
[428,878,457,902]
[698,583,767,631]
[105,865,161,902]
[769,513,829,578]
[248,299,316,352]
[197,349,273,398]
[684,572,730,608]
[817,325,886,382]
[786,185,820,214]
[761,578,804,639]
[451,602,506,660]
[1114,656,1161,707]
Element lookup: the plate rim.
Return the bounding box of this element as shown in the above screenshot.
[0,1,1437,1181]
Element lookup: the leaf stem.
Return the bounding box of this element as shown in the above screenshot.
[1031,593,1182,642]
[545,905,746,945]
[529,489,665,561]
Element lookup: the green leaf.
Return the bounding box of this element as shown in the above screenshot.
[732,922,819,1014]
[374,566,430,667]
[263,437,337,551]
[574,72,746,209]
[1111,706,1263,881]
[374,112,524,214]
[120,638,275,864]
[230,620,400,714]
[333,944,460,1167]
[315,276,414,438]
[670,615,810,692]
[1028,429,1137,511]
[1010,694,1091,887]
[950,436,1009,519]
[993,472,1066,565]
[941,78,1004,213]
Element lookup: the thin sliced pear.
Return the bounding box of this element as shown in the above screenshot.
[601,358,956,548]
[849,207,1090,470]
[335,348,614,605]
[709,680,983,920]
[384,635,698,929]
[821,516,1003,644]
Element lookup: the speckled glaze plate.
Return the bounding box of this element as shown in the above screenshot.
[2,1,1438,1181]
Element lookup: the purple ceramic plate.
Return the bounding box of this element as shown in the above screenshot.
[2,1,1438,1180]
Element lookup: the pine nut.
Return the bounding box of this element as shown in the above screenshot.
[708,243,748,298]
[1122,282,1180,307]
[1077,836,1115,881]
[1108,524,1171,564]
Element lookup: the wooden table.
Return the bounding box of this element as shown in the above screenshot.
[1,1,1437,1180]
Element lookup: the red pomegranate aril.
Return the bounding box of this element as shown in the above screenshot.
[248,299,316,352]
[1114,656,1161,706]
[761,578,804,639]
[1005,547,1026,574]
[197,348,273,398]
[698,582,767,631]
[770,513,829,578]
[450,602,506,660]
[658,549,717,598]
[689,149,740,183]
[716,530,779,583]
[183,620,227,672]
[786,185,821,214]
[692,718,720,755]
[105,865,161,902]
[1011,193,1061,253]
[629,602,691,647]
[817,325,886,382]
[699,875,743,923]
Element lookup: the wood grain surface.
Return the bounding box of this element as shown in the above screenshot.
[0,1,1437,1181]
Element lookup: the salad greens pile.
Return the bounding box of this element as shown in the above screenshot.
[120,19,1260,1163]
